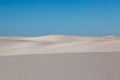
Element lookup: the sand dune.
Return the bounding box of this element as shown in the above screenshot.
[0,35,120,80]
[0,35,120,56]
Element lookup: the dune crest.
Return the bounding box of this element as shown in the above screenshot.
[0,35,120,56]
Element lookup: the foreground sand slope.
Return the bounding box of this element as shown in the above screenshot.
[0,35,120,55]
[0,53,120,80]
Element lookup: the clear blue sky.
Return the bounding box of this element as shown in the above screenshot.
[0,0,120,36]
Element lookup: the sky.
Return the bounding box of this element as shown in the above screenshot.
[0,0,120,36]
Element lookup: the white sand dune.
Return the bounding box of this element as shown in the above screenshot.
[0,35,120,56]
[0,35,120,80]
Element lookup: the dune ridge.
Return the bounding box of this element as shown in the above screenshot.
[0,35,120,56]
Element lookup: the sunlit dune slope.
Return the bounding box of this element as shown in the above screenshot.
[0,35,120,55]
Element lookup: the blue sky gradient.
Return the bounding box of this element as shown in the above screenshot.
[0,0,120,36]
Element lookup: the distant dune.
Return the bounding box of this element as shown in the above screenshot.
[0,35,120,56]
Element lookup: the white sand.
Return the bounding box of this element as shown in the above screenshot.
[0,52,120,80]
[0,35,120,80]
[0,35,120,56]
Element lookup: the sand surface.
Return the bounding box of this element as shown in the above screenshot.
[0,52,120,80]
[0,35,120,56]
[0,35,120,80]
